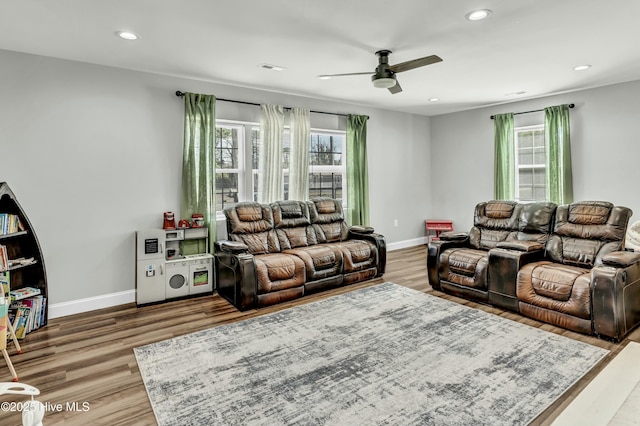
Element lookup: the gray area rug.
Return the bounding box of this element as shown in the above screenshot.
[134,282,608,426]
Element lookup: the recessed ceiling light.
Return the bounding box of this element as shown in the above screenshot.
[260,64,287,72]
[573,65,591,71]
[428,98,440,102]
[505,91,527,96]
[116,31,139,40]
[317,75,332,80]
[465,9,492,21]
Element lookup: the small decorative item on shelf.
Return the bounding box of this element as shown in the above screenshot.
[178,219,191,229]
[191,214,204,228]
[163,212,176,230]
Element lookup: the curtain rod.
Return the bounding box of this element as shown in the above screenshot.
[175,91,368,119]
[490,103,575,120]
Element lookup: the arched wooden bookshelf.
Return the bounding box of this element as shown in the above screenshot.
[0,182,48,329]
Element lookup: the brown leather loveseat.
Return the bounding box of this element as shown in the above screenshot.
[215,198,386,310]
[428,200,640,341]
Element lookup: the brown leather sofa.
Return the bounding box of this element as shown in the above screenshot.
[428,200,640,341]
[427,200,556,304]
[215,198,386,310]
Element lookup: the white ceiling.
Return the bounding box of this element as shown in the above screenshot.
[2,0,639,116]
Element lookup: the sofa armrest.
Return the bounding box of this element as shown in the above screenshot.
[349,225,374,234]
[440,232,469,242]
[347,230,387,276]
[602,251,640,268]
[592,256,640,341]
[496,240,544,252]
[487,247,545,311]
[427,238,470,291]
[216,240,249,254]
[214,250,258,311]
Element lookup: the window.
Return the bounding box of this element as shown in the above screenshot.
[215,121,346,211]
[215,122,259,211]
[306,131,345,200]
[514,125,545,202]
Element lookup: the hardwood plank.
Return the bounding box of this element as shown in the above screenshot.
[0,244,633,425]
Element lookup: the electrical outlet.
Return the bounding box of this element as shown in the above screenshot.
[393,219,399,227]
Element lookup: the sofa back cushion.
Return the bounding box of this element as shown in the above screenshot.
[309,198,349,243]
[546,201,632,268]
[272,201,318,249]
[224,202,280,254]
[515,202,557,244]
[470,200,521,250]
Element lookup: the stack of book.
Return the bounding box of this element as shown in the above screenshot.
[0,213,24,235]
[1,273,46,339]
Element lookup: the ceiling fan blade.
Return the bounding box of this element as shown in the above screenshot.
[317,72,374,79]
[388,55,443,73]
[388,80,403,94]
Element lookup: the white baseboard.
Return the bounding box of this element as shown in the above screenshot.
[49,238,426,319]
[48,290,135,319]
[387,236,428,251]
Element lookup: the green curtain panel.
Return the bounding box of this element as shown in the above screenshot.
[545,104,573,204]
[181,92,216,255]
[347,114,370,226]
[493,113,515,200]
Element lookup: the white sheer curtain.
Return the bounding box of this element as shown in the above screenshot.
[257,104,284,203]
[288,108,310,201]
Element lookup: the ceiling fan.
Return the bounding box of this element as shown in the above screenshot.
[318,50,443,94]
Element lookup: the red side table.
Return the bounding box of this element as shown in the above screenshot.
[425,219,453,244]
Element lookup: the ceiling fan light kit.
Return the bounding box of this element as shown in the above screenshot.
[372,77,396,89]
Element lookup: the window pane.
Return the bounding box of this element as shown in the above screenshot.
[215,173,239,210]
[251,128,259,169]
[310,134,344,166]
[533,169,545,185]
[518,151,533,164]
[533,186,546,200]
[519,169,533,185]
[216,127,239,169]
[309,173,342,199]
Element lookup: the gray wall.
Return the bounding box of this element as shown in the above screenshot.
[0,49,432,308]
[430,80,640,232]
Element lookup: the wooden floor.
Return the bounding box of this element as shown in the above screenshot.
[2,245,639,425]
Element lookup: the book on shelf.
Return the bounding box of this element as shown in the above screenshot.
[10,286,41,301]
[9,295,46,339]
[0,213,23,235]
[0,245,7,272]
[0,271,9,298]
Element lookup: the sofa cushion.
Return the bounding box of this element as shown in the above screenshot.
[517,261,591,320]
[470,201,521,250]
[285,245,343,281]
[272,200,312,228]
[546,202,631,267]
[226,202,281,254]
[439,248,489,290]
[276,227,318,250]
[310,198,349,242]
[230,231,280,255]
[332,240,378,273]
[226,202,274,234]
[255,253,305,294]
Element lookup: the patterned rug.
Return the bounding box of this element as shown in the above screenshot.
[134,282,608,426]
